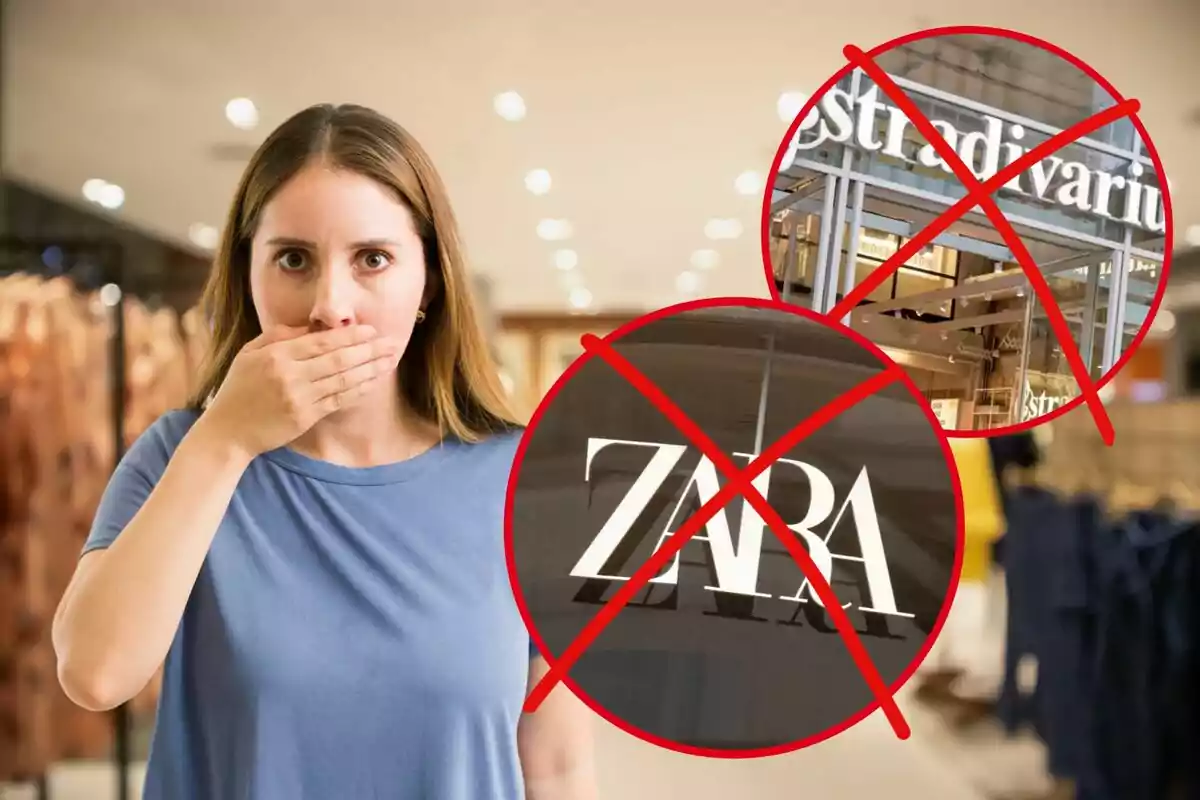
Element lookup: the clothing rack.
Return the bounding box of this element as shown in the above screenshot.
[0,237,129,800]
[1035,399,1200,511]
[997,400,1200,799]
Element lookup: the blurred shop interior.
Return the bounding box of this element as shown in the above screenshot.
[5,1,1200,800]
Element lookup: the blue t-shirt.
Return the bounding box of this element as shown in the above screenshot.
[84,410,535,800]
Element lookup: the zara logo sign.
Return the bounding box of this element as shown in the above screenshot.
[570,438,913,623]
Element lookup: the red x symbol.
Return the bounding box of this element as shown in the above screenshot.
[524,328,914,738]
[820,46,1144,445]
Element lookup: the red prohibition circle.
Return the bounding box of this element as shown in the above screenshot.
[503,295,966,759]
[760,25,1173,442]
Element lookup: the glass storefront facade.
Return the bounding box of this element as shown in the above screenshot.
[770,35,1167,431]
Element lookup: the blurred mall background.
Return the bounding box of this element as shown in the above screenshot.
[3,0,1200,798]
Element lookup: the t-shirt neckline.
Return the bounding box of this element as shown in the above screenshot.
[261,437,458,485]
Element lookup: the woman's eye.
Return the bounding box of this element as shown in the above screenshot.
[360,251,393,271]
[276,250,307,271]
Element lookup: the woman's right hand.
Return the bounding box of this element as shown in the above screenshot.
[202,324,401,458]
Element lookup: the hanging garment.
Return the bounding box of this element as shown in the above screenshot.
[997,488,1200,800]
[0,275,194,781]
[1087,509,1200,799]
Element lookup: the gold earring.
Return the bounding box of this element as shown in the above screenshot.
[415,309,427,323]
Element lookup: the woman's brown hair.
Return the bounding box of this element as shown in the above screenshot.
[188,103,519,442]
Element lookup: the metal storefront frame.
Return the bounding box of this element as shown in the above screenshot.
[774,156,1165,263]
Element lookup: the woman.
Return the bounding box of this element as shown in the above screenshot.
[51,104,596,799]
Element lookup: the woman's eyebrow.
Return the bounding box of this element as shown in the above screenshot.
[348,238,403,249]
[263,237,403,249]
[265,236,316,248]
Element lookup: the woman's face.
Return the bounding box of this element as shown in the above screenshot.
[249,163,429,341]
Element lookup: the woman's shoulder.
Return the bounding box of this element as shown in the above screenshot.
[442,424,526,474]
[122,409,203,471]
[461,423,524,454]
[143,408,204,449]
[481,423,526,451]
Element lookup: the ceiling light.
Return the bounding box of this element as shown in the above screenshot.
[705,218,743,240]
[690,249,720,270]
[98,184,125,210]
[777,91,809,123]
[537,219,573,241]
[99,283,122,307]
[735,171,763,196]
[81,179,108,203]
[568,286,593,310]
[525,168,552,195]
[41,246,64,271]
[1152,309,1176,334]
[494,91,527,122]
[225,97,259,130]
[676,270,702,294]
[83,178,125,210]
[189,223,220,250]
[553,249,578,270]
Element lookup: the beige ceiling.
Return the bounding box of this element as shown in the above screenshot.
[6,0,1200,314]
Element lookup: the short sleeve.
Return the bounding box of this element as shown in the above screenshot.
[83,411,198,555]
[529,636,540,660]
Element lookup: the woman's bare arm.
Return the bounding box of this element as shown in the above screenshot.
[52,417,252,711]
[519,657,599,800]
[53,323,397,711]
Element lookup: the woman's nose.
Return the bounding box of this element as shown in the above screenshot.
[309,270,356,329]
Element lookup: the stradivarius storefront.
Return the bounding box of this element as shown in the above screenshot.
[770,52,1167,431]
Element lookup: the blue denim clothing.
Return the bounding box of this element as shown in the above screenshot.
[984,433,1040,571]
[995,488,1200,800]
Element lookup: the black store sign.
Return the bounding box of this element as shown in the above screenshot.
[507,301,961,754]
